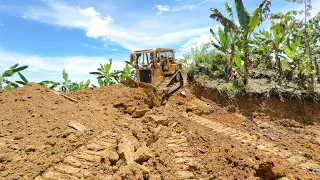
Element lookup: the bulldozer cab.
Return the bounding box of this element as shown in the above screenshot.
[129,48,180,86]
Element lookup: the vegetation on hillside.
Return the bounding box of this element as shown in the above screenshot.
[182,0,319,93]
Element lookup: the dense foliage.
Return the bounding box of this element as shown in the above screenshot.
[181,0,319,91]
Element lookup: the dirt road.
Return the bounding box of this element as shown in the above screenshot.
[0,83,319,179]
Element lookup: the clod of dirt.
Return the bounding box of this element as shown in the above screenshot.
[113,103,126,113]
[255,160,286,180]
[13,134,24,140]
[148,174,162,180]
[227,105,237,113]
[118,163,150,180]
[177,171,195,179]
[125,106,136,115]
[134,146,154,164]
[132,108,150,118]
[96,149,119,163]
[146,126,162,146]
[146,115,169,126]
[68,121,86,131]
[25,146,37,152]
[118,136,135,164]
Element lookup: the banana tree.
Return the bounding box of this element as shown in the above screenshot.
[268,11,300,77]
[210,0,271,85]
[283,35,313,89]
[15,72,29,86]
[306,12,320,77]
[250,30,273,69]
[210,26,231,79]
[38,80,60,90]
[59,68,72,92]
[90,58,117,87]
[71,80,91,91]
[0,63,28,89]
[113,62,135,83]
[210,3,238,80]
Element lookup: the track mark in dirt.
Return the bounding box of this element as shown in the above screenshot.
[35,131,118,180]
[167,132,195,179]
[167,132,209,180]
[183,112,320,176]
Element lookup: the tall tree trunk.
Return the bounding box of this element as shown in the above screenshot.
[0,77,2,89]
[230,43,235,66]
[229,42,235,80]
[314,59,319,75]
[308,73,314,92]
[224,61,229,81]
[275,52,282,77]
[266,56,273,69]
[243,38,249,85]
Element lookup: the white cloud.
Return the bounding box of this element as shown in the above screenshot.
[179,33,212,54]
[0,49,127,84]
[22,0,211,51]
[154,0,209,15]
[154,5,194,15]
[23,1,114,39]
[78,7,100,17]
[79,43,107,50]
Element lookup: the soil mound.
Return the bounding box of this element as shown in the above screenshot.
[69,84,154,109]
[0,83,153,179]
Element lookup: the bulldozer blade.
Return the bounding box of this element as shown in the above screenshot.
[122,71,184,106]
[122,76,162,106]
[121,76,139,88]
[160,70,184,98]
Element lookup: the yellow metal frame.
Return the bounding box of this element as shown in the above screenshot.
[129,48,180,86]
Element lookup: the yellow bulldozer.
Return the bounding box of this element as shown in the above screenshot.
[122,48,184,106]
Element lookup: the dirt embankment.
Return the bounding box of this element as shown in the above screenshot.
[0,82,320,179]
[191,78,320,124]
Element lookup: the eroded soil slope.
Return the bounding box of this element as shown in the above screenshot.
[0,83,320,179]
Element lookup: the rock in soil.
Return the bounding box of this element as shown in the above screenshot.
[134,146,154,164]
[132,108,150,118]
[255,160,286,180]
[126,106,136,115]
[68,121,86,131]
[118,136,135,164]
[146,115,169,126]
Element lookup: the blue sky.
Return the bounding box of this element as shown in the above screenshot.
[0,0,317,85]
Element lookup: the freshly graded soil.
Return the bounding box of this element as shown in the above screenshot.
[0,82,319,179]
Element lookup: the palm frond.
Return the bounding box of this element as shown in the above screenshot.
[210,12,241,33]
[235,0,251,31]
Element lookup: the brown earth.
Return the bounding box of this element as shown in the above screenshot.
[0,82,320,180]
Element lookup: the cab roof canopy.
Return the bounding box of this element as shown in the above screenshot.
[131,48,174,54]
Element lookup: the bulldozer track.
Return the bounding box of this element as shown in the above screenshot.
[182,112,320,176]
[35,131,118,180]
[167,132,209,180]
